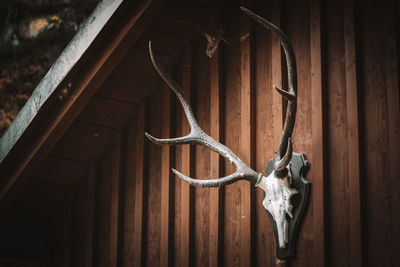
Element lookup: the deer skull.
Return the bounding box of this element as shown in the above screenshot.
[256,168,298,248]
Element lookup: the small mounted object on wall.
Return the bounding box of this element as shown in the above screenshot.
[145,7,311,260]
[177,19,228,58]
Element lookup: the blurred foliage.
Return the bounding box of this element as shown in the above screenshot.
[0,0,99,137]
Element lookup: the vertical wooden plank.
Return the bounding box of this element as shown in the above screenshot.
[383,1,400,263]
[97,157,108,267]
[96,132,122,267]
[146,88,163,266]
[61,189,74,267]
[133,103,146,266]
[180,44,192,267]
[271,2,286,265]
[270,1,284,264]
[84,163,96,267]
[209,48,222,267]
[310,0,325,266]
[122,114,137,266]
[160,83,173,266]
[325,0,351,264]
[286,0,313,265]
[240,2,253,265]
[222,6,243,266]
[343,0,362,265]
[173,94,182,266]
[75,163,96,267]
[109,133,121,267]
[193,41,211,267]
[253,1,275,265]
[359,1,398,265]
[271,0,284,149]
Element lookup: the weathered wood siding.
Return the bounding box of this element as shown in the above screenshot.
[85,0,399,266]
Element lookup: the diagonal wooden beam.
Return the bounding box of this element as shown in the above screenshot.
[0,0,164,209]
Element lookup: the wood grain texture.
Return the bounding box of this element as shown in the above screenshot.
[191,42,211,267]
[285,0,313,266]
[145,89,163,267]
[343,0,362,265]
[121,114,137,266]
[222,5,242,266]
[96,133,121,267]
[180,44,193,267]
[270,0,284,263]
[383,1,400,261]
[109,134,121,267]
[360,0,400,265]
[133,103,146,266]
[254,1,276,265]
[240,2,254,265]
[160,82,173,267]
[310,0,325,266]
[209,47,222,267]
[173,80,183,267]
[325,0,351,265]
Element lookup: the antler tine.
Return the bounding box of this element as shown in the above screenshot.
[148,41,200,133]
[172,169,261,188]
[240,7,297,172]
[146,41,261,187]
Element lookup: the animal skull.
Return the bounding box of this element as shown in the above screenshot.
[256,167,298,248]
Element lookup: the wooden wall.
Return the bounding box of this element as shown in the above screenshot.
[72,0,399,266]
[69,0,399,266]
[2,0,398,266]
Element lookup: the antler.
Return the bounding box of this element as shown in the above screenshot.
[240,7,297,175]
[145,42,261,187]
[146,7,298,185]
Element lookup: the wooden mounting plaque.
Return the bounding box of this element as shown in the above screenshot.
[266,153,311,260]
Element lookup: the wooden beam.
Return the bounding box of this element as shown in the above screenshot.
[240,4,253,265]
[180,44,193,267]
[160,82,173,266]
[310,0,325,266]
[0,0,164,208]
[209,48,222,267]
[343,0,362,265]
[133,103,147,266]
